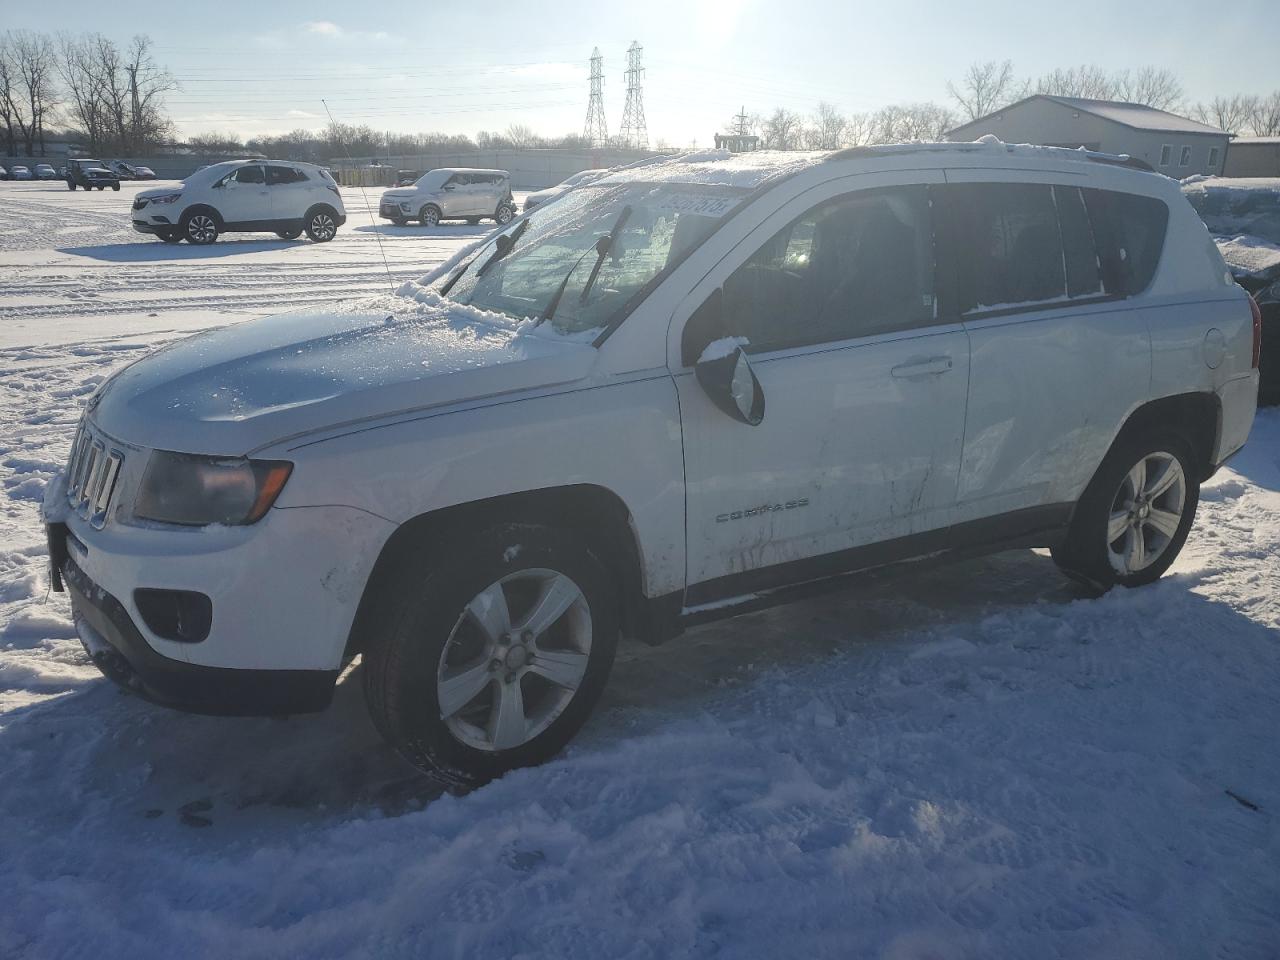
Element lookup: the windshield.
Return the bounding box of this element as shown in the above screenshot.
[443,182,747,336]
[414,170,450,190]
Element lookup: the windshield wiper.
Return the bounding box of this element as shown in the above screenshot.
[537,205,633,326]
[476,219,529,278]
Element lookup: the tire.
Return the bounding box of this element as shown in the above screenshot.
[494,204,515,225]
[466,217,481,225]
[304,209,337,242]
[112,183,120,191]
[1052,432,1200,591]
[157,230,182,244]
[182,211,220,245]
[391,218,407,226]
[67,181,75,191]
[419,204,441,227]
[96,186,104,191]
[276,228,302,240]
[362,522,619,786]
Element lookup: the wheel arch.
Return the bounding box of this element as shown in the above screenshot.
[304,201,339,222]
[344,484,652,660]
[1112,391,1222,481]
[181,203,224,229]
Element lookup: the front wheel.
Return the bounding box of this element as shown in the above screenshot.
[183,212,220,245]
[362,523,619,786]
[419,204,441,227]
[1052,433,1199,591]
[157,230,182,244]
[304,210,336,242]
[276,228,302,240]
[111,183,120,191]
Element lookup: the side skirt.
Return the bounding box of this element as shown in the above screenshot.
[643,504,1074,640]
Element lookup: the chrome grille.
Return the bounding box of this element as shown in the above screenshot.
[65,423,124,528]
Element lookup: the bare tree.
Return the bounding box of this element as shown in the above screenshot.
[1247,91,1280,136]
[948,60,1024,121]
[4,31,59,155]
[123,35,175,152]
[871,102,956,143]
[840,112,876,147]
[1112,67,1184,110]
[760,108,803,150]
[503,123,539,149]
[805,101,846,150]
[1035,65,1115,101]
[1192,95,1259,134]
[0,37,20,155]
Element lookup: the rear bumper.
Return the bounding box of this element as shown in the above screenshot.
[57,539,338,716]
[1214,371,1260,465]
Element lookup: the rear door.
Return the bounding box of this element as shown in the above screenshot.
[936,174,1155,525]
[266,164,309,222]
[674,174,972,601]
[440,173,468,216]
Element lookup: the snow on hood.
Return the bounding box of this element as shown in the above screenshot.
[90,291,598,456]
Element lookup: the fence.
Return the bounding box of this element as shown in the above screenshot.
[325,147,673,190]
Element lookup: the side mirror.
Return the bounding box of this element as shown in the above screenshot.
[443,183,456,191]
[696,345,765,426]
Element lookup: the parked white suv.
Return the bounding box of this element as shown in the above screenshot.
[46,142,1259,784]
[379,168,516,227]
[131,160,346,244]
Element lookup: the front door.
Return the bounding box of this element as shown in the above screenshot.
[674,178,971,604]
[217,163,269,226]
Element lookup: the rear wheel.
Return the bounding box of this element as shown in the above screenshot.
[157,230,182,243]
[66,181,75,191]
[419,204,441,227]
[1052,432,1199,591]
[494,203,515,225]
[466,217,481,225]
[391,218,407,226]
[183,212,219,245]
[362,522,619,785]
[304,210,336,242]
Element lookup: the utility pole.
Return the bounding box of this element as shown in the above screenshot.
[583,47,608,149]
[734,106,750,137]
[618,41,648,150]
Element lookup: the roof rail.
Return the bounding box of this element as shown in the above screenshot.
[825,139,1157,174]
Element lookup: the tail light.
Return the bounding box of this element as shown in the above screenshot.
[1249,294,1262,369]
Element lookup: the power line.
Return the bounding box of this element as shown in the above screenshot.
[618,41,648,150]
[583,47,608,148]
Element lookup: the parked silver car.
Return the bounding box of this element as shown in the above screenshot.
[378,168,516,227]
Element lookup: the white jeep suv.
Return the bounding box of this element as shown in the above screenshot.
[132,160,346,244]
[47,143,1260,784]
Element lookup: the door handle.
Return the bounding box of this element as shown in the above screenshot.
[891,357,954,378]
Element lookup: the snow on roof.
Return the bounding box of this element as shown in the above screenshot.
[951,95,1228,137]
[1230,137,1280,146]
[594,149,828,190]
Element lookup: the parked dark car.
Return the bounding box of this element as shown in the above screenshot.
[132,165,157,180]
[65,158,121,191]
[10,165,33,180]
[395,170,421,186]
[1183,177,1280,405]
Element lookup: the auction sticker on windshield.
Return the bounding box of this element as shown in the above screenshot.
[651,193,738,218]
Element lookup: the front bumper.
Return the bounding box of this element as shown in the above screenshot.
[131,219,168,235]
[55,536,339,716]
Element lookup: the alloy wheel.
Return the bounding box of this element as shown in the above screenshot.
[186,214,217,244]
[436,568,592,752]
[1106,451,1187,575]
[309,213,336,241]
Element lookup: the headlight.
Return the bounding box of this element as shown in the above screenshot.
[134,452,292,526]
[150,193,182,205]
[399,201,411,212]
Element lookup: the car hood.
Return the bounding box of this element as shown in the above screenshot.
[382,189,424,201]
[136,185,181,199]
[90,290,599,455]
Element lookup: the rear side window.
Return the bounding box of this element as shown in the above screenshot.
[266,165,307,185]
[1083,189,1168,296]
[940,182,1066,313]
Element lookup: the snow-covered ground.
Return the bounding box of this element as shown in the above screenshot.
[2,183,1280,959]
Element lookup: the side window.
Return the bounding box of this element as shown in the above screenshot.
[1082,189,1169,296]
[1159,144,1172,167]
[233,165,265,185]
[1179,145,1192,167]
[1054,185,1102,298]
[266,165,304,185]
[940,182,1066,314]
[1207,147,1220,170]
[719,186,936,354]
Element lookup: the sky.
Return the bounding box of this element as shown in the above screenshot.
[7,0,1280,147]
